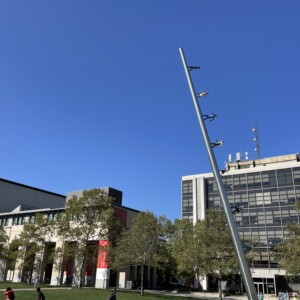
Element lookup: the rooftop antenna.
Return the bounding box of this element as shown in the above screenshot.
[252,124,261,159]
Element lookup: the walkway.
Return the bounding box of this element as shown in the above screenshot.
[144,290,278,300]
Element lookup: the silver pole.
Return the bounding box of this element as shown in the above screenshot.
[179,48,258,300]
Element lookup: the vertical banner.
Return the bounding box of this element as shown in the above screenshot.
[96,240,110,281]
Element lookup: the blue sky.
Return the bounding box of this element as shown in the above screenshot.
[1,1,300,220]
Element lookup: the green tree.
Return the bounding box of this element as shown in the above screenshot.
[276,224,300,277]
[276,201,300,278]
[6,238,20,275]
[200,210,239,298]
[295,201,300,212]
[0,224,8,260]
[169,210,241,299]
[168,218,206,287]
[51,241,77,285]
[153,216,176,288]
[110,211,169,295]
[55,189,118,288]
[16,213,53,283]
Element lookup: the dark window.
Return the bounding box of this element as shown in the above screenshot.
[233,174,247,190]
[30,215,35,223]
[182,180,193,220]
[293,167,300,185]
[0,217,7,226]
[262,171,277,188]
[247,173,262,190]
[277,169,293,186]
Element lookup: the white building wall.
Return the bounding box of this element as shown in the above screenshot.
[182,154,300,293]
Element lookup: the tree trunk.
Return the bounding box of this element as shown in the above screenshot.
[79,246,88,289]
[218,279,223,300]
[79,254,86,289]
[140,265,144,296]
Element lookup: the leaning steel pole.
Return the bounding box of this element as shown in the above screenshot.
[179,48,258,300]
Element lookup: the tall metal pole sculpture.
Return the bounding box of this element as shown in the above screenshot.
[179,48,258,300]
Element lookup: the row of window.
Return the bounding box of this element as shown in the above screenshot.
[182,180,194,219]
[0,212,60,227]
[209,187,300,207]
[207,167,300,193]
[183,169,300,220]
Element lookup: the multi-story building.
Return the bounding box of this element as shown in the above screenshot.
[182,153,300,295]
[0,179,152,289]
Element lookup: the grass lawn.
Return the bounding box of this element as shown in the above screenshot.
[0,283,197,300]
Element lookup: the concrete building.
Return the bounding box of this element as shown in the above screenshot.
[0,179,154,289]
[182,153,300,294]
[0,178,66,213]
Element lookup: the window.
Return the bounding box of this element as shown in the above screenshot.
[53,212,58,221]
[250,215,258,225]
[270,189,279,203]
[293,167,300,185]
[295,186,300,201]
[30,215,35,223]
[233,174,247,190]
[182,180,194,220]
[262,171,277,188]
[13,216,24,225]
[223,176,233,191]
[0,217,8,226]
[182,180,193,194]
[277,169,293,186]
[247,173,262,190]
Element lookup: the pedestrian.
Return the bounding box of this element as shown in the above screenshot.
[107,288,117,300]
[259,292,264,300]
[33,277,39,288]
[3,287,15,300]
[36,287,45,300]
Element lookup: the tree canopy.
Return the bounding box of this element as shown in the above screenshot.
[0,224,8,260]
[168,218,205,285]
[110,211,170,295]
[55,188,118,287]
[169,210,240,297]
[13,213,53,283]
[276,201,300,277]
[276,224,300,277]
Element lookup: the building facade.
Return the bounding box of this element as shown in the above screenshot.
[0,178,66,213]
[182,153,300,294]
[0,180,154,289]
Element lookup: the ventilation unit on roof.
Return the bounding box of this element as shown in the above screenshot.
[235,152,241,162]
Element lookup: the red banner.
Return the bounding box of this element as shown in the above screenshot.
[97,240,109,269]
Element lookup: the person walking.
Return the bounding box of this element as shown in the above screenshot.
[107,288,117,300]
[36,287,45,300]
[33,277,39,288]
[259,292,264,300]
[3,288,15,300]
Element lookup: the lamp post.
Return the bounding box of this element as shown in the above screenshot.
[179,48,258,300]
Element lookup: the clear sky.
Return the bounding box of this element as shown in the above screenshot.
[1,1,300,220]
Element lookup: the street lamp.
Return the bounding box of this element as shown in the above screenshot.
[179,48,258,300]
